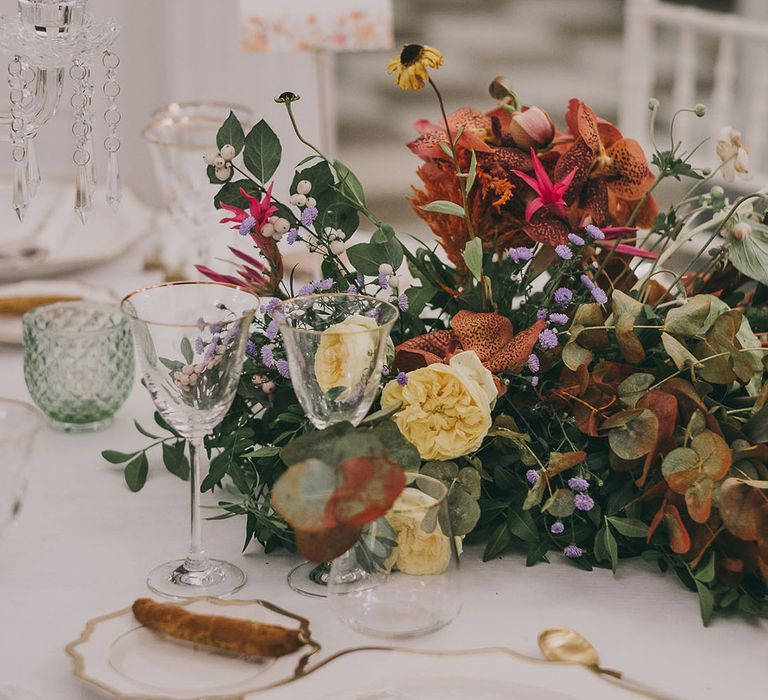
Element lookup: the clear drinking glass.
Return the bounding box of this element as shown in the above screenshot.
[279,293,399,596]
[142,102,253,274]
[0,397,43,700]
[22,301,134,432]
[328,473,462,638]
[121,281,258,598]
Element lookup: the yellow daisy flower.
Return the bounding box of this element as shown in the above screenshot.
[387,44,444,91]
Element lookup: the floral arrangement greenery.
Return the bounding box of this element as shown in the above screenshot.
[106,44,768,624]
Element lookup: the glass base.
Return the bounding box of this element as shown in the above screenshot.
[0,687,39,700]
[147,558,246,599]
[48,416,113,433]
[287,561,330,598]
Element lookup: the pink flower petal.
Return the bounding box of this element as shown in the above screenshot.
[529,147,555,196]
[510,169,544,197]
[525,198,546,223]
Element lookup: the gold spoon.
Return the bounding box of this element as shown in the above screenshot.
[538,627,622,678]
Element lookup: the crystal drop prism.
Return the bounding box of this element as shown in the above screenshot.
[13,160,29,222]
[26,138,41,199]
[74,165,92,225]
[85,134,97,187]
[106,149,121,211]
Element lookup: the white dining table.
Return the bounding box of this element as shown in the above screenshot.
[0,229,765,700]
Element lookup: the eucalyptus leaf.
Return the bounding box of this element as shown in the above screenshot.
[421,200,466,217]
[542,488,575,518]
[665,296,711,337]
[447,488,481,535]
[618,373,656,407]
[463,238,483,281]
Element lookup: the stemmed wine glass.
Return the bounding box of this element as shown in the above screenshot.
[121,281,258,598]
[0,398,43,700]
[142,101,253,275]
[278,293,399,597]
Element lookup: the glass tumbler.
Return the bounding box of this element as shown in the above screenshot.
[22,301,134,431]
[328,473,462,638]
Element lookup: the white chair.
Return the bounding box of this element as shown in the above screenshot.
[620,0,768,187]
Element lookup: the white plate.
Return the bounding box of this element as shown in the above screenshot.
[270,647,665,700]
[0,181,153,282]
[66,597,320,700]
[0,279,117,344]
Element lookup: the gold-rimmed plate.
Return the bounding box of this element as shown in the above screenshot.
[65,597,320,700]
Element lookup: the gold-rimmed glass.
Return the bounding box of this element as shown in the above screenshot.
[279,293,399,597]
[328,473,462,639]
[121,281,258,598]
[142,102,254,274]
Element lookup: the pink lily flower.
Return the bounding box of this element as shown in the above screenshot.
[511,148,577,222]
[195,247,270,293]
[219,184,277,237]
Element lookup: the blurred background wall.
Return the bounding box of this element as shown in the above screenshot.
[1,0,761,234]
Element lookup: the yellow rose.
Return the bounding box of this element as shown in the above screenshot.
[314,314,379,395]
[381,351,494,461]
[386,487,452,576]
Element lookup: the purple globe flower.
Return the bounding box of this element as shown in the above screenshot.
[396,371,408,386]
[553,287,573,306]
[245,339,258,358]
[261,345,275,367]
[276,359,291,379]
[398,293,409,311]
[591,286,608,305]
[527,353,540,373]
[239,216,256,237]
[568,476,589,492]
[509,246,534,262]
[555,244,573,260]
[286,228,299,245]
[550,521,565,534]
[585,224,605,240]
[531,375,540,387]
[536,308,549,321]
[194,336,205,355]
[265,319,280,341]
[574,493,595,512]
[579,273,595,290]
[378,271,389,289]
[538,328,559,350]
[568,233,585,246]
[301,206,318,226]
[297,282,316,296]
[549,312,569,325]
[317,277,334,291]
[564,544,583,558]
[526,469,539,484]
[347,283,359,295]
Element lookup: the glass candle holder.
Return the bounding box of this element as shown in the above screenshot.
[328,473,463,639]
[22,301,134,432]
[279,293,399,430]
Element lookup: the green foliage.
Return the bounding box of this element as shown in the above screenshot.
[243,119,282,183]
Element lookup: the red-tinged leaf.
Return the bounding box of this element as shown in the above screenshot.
[719,478,768,542]
[327,456,406,527]
[271,458,337,533]
[685,476,714,524]
[195,265,244,287]
[636,391,679,487]
[691,430,732,481]
[717,557,745,588]
[294,524,362,563]
[663,504,692,554]
[545,450,587,477]
[647,502,666,543]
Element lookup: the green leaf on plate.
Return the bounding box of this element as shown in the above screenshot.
[102,449,138,464]
[124,452,149,492]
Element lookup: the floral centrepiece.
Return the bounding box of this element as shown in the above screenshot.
[107,46,768,624]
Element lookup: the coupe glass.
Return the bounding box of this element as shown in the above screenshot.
[121,281,258,598]
[279,293,399,597]
[22,301,134,432]
[0,398,43,700]
[328,473,462,638]
[142,101,253,275]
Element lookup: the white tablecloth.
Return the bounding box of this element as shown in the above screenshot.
[0,236,765,700]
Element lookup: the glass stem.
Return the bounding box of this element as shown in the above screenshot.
[184,436,208,572]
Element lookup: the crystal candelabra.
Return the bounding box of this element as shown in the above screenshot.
[0,0,122,223]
